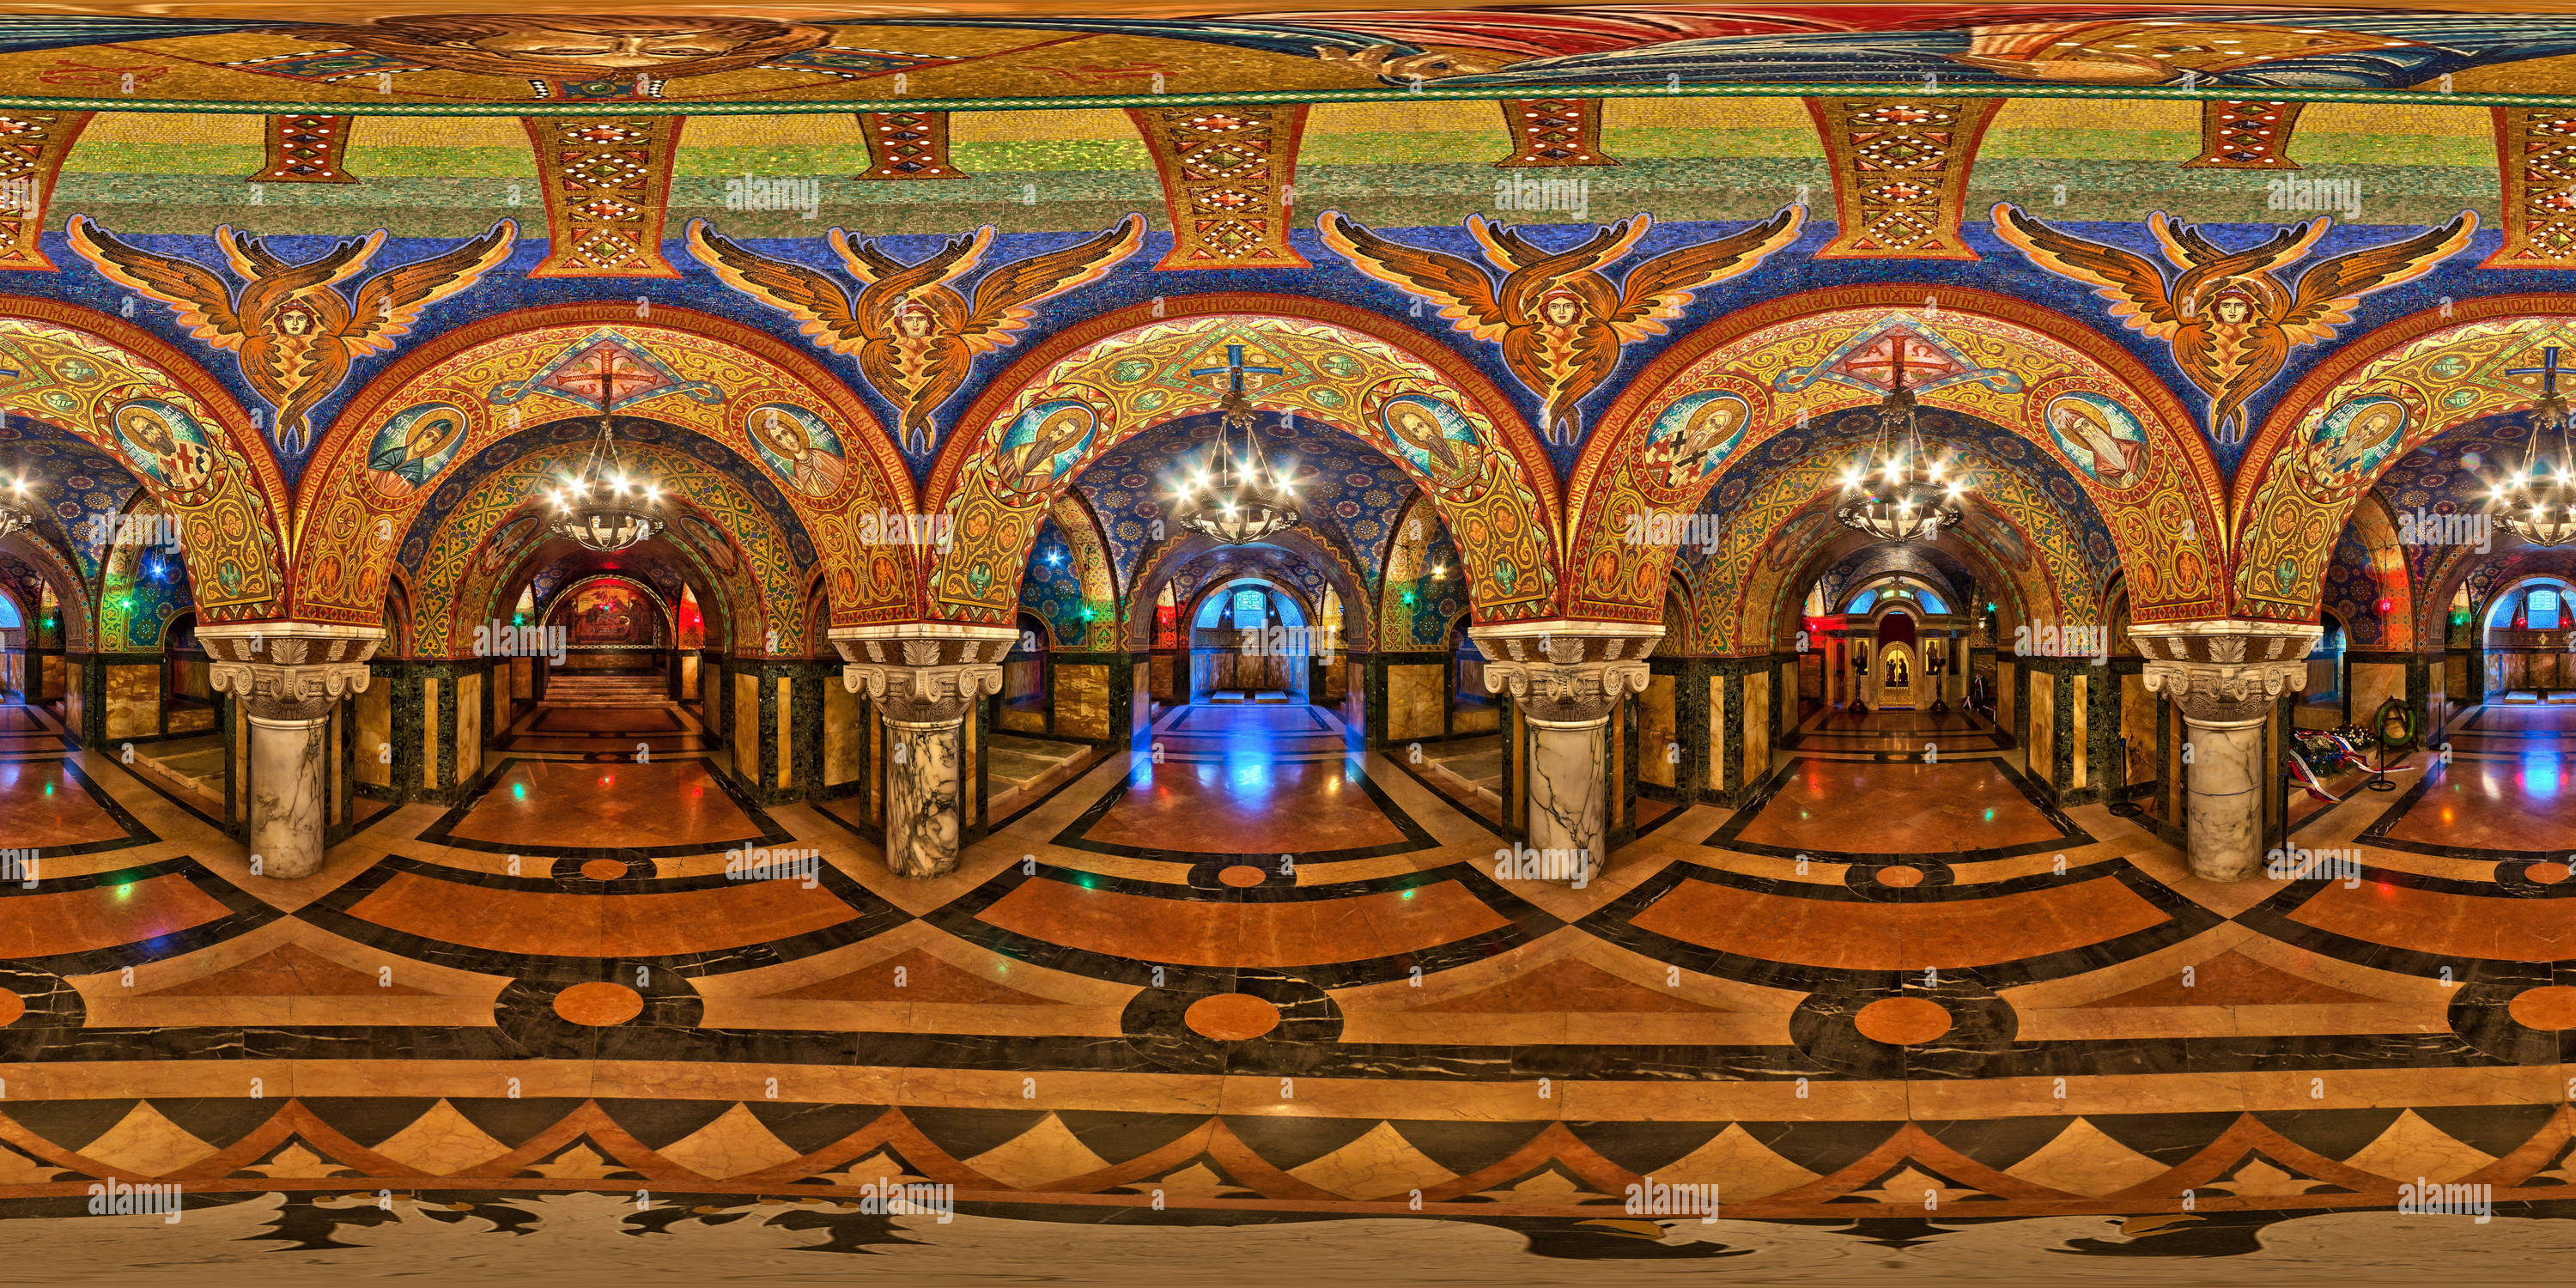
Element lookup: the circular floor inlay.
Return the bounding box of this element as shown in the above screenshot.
[1875,866,1925,888]
[2508,985,2576,1031]
[554,981,645,1027]
[1854,996,1953,1046]
[1218,865,1267,889]
[0,991,23,1026]
[580,859,626,882]
[2528,861,2572,885]
[1183,993,1281,1041]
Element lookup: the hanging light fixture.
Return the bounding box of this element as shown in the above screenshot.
[0,441,35,546]
[1173,346,1300,545]
[545,416,662,553]
[1834,341,1966,544]
[2488,372,2576,546]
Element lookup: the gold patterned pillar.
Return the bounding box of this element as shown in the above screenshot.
[1129,105,1309,270]
[2183,100,2304,170]
[250,114,357,184]
[1494,98,1617,167]
[523,114,686,278]
[0,112,88,270]
[1807,96,2001,260]
[2487,107,2576,268]
[858,111,965,179]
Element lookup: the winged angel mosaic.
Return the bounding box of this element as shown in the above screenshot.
[1319,206,1801,446]
[1991,204,2475,445]
[689,216,1143,455]
[66,217,516,457]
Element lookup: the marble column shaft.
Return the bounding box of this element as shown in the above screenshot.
[1468,623,1657,884]
[198,625,380,880]
[835,629,1010,879]
[2134,623,2318,884]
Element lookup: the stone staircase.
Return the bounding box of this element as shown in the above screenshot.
[544,673,670,707]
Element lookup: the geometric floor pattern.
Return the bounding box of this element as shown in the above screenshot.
[1,699,2569,1273]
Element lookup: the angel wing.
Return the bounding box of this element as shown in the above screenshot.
[687,220,870,352]
[1990,203,2184,340]
[65,216,246,347]
[957,214,1145,355]
[1317,210,1510,342]
[851,227,993,323]
[343,220,516,356]
[2275,211,2477,343]
[1607,204,1804,343]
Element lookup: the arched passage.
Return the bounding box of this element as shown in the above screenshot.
[291,303,919,635]
[920,296,1564,630]
[1564,286,2227,628]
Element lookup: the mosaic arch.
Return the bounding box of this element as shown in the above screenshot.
[0,300,289,622]
[1710,460,2073,658]
[1667,400,2111,656]
[1564,287,2227,626]
[96,494,195,652]
[0,537,89,650]
[2233,297,2576,623]
[1018,491,1121,654]
[921,296,1562,629]
[2320,493,2418,653]
[1124,529,1374,654]
[410,444,808,658]
[289,303,917,633]
[1741,527,2034,658]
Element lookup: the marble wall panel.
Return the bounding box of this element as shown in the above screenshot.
[734,671,757,787]
[823,675,861,787]
[2122,673,2156,790]
[1639,674,1675,787]
[104,664,155,740]
[2026,674,2055,797]
[64,659,82,736]
[1387,664,1445,741]
[1057,664,1110,741]
[775,675,794,791]
[1743,672,1771,782]
[457,673,482,786]
[356,683,391,787]
[2350,661,2407,723]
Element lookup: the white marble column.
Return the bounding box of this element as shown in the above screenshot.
[1468,620,1658,884]
[833,624,1012,879]
[2135,622,2319,884]
[198,623,380,880]
[1524,714,1609,860]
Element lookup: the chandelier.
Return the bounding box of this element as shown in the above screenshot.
[545,416,662,553]
[1834,343,1965,544]
[0,464,32,545]
[1174,348,1300,545]
[2488,381,2576,546]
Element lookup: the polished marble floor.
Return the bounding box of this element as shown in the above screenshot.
[0,697,2567,1279]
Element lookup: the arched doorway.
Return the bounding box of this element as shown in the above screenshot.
[1190,578,1309,703]
[2485,576,2573,701]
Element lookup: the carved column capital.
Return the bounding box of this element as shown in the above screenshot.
[197,623,380,721]
[1468,620,1660,726]
[2132,620,2320,726]
[831,623,1015,726]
